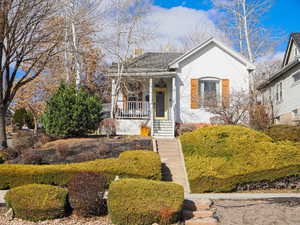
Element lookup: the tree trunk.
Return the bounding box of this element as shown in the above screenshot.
[242,0,254,63]
[33,115,38,136]
[0,105,7,149]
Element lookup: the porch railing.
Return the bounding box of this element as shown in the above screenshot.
[115,101,150,119]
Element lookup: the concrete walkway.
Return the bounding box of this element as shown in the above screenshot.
[156,138,190,193]
[186,193,300,200]
[0,191,7,206]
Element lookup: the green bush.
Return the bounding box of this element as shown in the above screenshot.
[5,184,68,221]
[264,125,300,142]
[180,125,300,193]
[108,179,184,225]
[42,82,102,137]
[12,108,34,129]
[0,150,161,189]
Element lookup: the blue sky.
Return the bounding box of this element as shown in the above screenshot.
[153,0,300,52]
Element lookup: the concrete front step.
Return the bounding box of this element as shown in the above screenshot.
[185,217,218,225]
[0,190,7,206]
[183,199,213,211]
[183,209,214,219]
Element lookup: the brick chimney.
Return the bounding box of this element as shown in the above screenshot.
[133,48,143,58]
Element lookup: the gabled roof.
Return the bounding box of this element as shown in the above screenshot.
[110,52,183,72]
[168,37,255,70]
[282,33,300,66]
[257,57,300,90]
[258,33,300,90]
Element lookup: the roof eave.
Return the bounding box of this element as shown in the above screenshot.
[257,58,300,90]
[168,37,255,70]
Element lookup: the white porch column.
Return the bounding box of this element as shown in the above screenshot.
[149,78,153,136]
[172,76,176,136]
[111,79,116,118]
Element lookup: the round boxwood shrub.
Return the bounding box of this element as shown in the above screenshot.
[42,82,102,137]
[5,184,68,221]
[108,178,184,225]
[68,172,107,217]
[264,125,300,142]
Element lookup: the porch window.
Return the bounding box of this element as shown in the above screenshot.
[198,79,220,107]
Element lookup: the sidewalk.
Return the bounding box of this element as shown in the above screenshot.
[186,192,300,200]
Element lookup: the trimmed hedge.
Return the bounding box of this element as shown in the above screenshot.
[0,150,161,189]
[108,179,184,225]
[5,184,68,221]
[264,125,300,142]
[180,125,300,193]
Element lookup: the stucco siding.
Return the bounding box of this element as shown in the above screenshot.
[175,43,250,124]
[116,119,150,135]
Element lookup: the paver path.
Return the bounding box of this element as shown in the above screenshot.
[156,138,190,193]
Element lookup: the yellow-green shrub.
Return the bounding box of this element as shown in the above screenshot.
[108,179,184,225]
[0,151,161,189]
[180,125,300,193]
[5,184,68,221]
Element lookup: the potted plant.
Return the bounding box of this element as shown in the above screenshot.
[140,123,150,136]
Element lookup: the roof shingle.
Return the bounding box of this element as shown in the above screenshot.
[111,52,183,71]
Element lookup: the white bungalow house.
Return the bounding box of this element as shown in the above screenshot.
[108,38,255,138]
[257,33,300,125]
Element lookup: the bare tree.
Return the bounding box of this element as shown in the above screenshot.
[253,59,281,87]
[62,0,103,87]
[208,92,250,125]
[98,0,154,118]
[211,0,283,63]
[0,0,63,148]
[180,24,231,51]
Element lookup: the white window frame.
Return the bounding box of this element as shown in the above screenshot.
[198,77,221,108]
[275,82,283,104]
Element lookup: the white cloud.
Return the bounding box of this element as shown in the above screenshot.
[257,51,285,63]
[143,5,228,51]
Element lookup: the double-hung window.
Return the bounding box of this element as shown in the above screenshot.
[198,78,221,107]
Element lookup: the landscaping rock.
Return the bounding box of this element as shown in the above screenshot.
[235,175,300,191]
[4,208,14,221]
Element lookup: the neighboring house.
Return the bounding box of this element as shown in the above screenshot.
[257,33,300,125]
[108,37,255,138]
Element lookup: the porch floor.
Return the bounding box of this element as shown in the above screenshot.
[157,138,190,193]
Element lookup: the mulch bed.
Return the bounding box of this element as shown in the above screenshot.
[0,214,111,225]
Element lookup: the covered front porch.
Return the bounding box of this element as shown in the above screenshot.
[111,75,177,137]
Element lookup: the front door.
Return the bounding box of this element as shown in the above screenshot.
[154,88,168,120]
